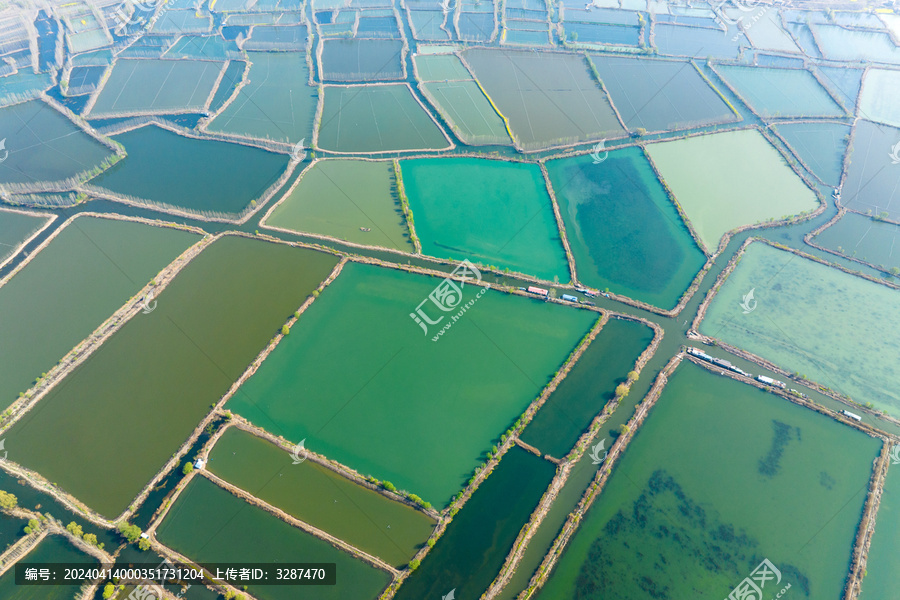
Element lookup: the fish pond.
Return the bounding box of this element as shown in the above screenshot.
[320,38,405,81]
[317,84,450,152]
[519,317,653,458]
[0,100,113,185]
[462,48,625,150]
[547,148,706,308]
[646,129,819,252]
[714,65,846,118]
[264,158,412,251]
[0,216,197,411]
[227,261,596,505]
[394,446,555,600]
[587,54,736,133]
[421,80,512,145]
[156,475,390,600]
[206,51,317,144]
[208,427,435,567]
[699,242,900,418]
[774,121,850,187]
[535,359,880,600]
[813,211,900,273]
[90,125,290,215]
[857,462,900,600]
[0,535,97,600]
[401,157,569,281]
[858,68,900,129]
[5,236,339,517]
[841,120,900,218]
[0,210,49,265]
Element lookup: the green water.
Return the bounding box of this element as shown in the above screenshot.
[207,60,247,113]
[814,211,900,272]
[6,236,339,517]
[842,120,900,218]
[0,216,197,410]
[858,68,900,128]
[0,210,48,263]
[320,39,404,81]
[207,427,435,568]
[92,125,289,215]
[0,534,97,600]
[228,262,595,505]
[402,157,570,281]
[520,318,653,458]
[587,54,735,133]
[395,446,555,599]
[317,84,450,152]
[88,59,223,118]
[537,360,880,599]
[421,81,512,145]
[265,159,412,251]
[646,129,818,252]
[716,65,845,118]
[0,100,113,185]
[414,54,472,81]
[775,121,850,187]
[547,149,707,308]
[156,476,390,600]
[858,461,900,600]
[207,52,317,144]
[699,242,900,418]
[0,515,23,553]
[463,49,625,150]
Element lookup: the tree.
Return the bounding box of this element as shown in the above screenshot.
[83,533,98,546]
[66,522,84,538]
[615,383,630,397]
[103,583,115,599]
[183,462,194,476]
[281,325,290,336]
[618,424,631,435]
[0,490,17,509]
[408,559,420,570]
[383,481,396,492]
[117,522,142,543]
[24,519,40,535]
[627,371,639,382]
[138,537,151,551]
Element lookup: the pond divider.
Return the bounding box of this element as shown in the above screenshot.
[0,207,56,271]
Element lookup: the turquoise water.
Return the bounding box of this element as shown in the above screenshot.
[775,121,850,187]
[858,460,900,600]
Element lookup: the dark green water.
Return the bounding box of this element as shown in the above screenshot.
[92,125,290,215]
[0,100,113,185]
[0,210,48,263]
[207,427,435,568]
[547,148,707,308]
[228,261,595,506]
[536,360,880,599]
[7,236,338,517]
[0,534,97,600]
[0,216,197,409]
[157,475,391,600]
[520,318,653,458]
[402,157,570,282]
[0,514,23,553]
[814,211,900,272]
[394,446,555,600]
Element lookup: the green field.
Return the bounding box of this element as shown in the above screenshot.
[207,427,435,567]
[0,216,198,411]
[91,125,289,215]
[5,236,339,517]
[264,159,412,251]
[536,360,880,599]
[87,59,223,117]
[0,100,113,185]
[547,148,707,308]
[0,210,49,265]
[317,84,450,152]
[227,262,596,505]
[157,476,390,600]
[401,157,569,281]
[646,129,819,252]
[699,242,900,417]
[206,52,317,144]
[463,48,625,150]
